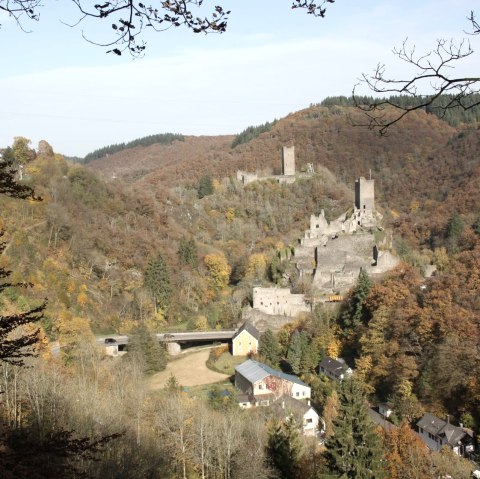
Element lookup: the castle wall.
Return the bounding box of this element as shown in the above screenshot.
[253,287,309,317]
[282,146,295,176]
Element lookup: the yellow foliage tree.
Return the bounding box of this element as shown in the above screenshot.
[225,207,235,223]
[55,309,93,359]
[195,315,208,331]
[204,253,231,290]
[246,253,267,280]
[76,284,88,308]
[326,337,341,358]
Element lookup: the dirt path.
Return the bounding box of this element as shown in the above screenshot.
[149,349,230,391]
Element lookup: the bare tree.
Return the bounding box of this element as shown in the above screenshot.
[0,0,40,29]
[0,0,334,56]
[353,11,480,134]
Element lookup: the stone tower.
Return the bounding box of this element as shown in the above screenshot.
[282,146,295,176]
[355,177,375,211]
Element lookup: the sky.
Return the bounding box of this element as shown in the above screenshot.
[0,0,479,157]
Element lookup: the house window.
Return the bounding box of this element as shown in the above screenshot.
[306,418,313,424]
[296,392,299,397]
[258,384,263,390]
[302,391,305,396]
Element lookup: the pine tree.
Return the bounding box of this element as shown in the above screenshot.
[287,330,307,375]
[144,253,172,315]
[177,236,198,268]
[325,377,385,479]
[473,213,480,235]
[267,418,303,479]
[127,323,167,374]
[197,174,214,199]
[258,329,281,368]
[446,212,464,252]
[341,268,372,331]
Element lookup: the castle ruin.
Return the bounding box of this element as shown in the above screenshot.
[236,145,313,186]
[246,175,399,325]
[296,176,398,292]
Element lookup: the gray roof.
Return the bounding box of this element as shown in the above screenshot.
[233,322,261,341]
[235,359,308,387]
[368,408,397,432]
[319,356,350,375]
[416,413,473,447]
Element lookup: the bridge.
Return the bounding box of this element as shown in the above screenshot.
[96,330,237,356]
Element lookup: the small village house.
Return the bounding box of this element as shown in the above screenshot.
[318,356,353,381]
[231,322,260,356]
[416,413,475,457]
[235,359,311,406]
[270,395,324,437]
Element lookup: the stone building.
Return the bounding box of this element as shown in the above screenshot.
[252,287,310,317]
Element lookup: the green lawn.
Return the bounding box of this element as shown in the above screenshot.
[209,351,247,375]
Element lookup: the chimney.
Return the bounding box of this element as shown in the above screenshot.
[281,400,285,409]
[446,415,450,424]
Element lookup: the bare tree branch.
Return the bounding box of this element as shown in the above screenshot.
[0,0,41,31]
[68,0,230,56]
[353,12,480,134]
[291,0,335,18]
[0,1,333,56]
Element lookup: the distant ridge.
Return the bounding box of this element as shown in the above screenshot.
[82,132,185,163]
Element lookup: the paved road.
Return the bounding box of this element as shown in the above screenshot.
[156,331,236,341]
[96,331,236,346]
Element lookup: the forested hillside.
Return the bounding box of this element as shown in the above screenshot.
[1,100,480,477]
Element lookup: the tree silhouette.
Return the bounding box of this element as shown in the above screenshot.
[354,11,480,134]
[0,154,44,365]
[0,0,334,56]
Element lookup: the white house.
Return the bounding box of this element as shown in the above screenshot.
[235,359,311,403]
[416,413,475,457]
[318,356,353,381]
[271,395,324,437]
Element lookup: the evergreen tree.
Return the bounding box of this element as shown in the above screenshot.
[473,213,480,235]
[341,268,372,331]
[258,329,281,368]
[325,377,385,479]
[267,418,303,479]
[197,174,214,199]
[287,330,307,375]
[177,236,198,268]
[127,323,167,374]
[268,254,285,284]
[144,253,172,315]
[446,212,464,253]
